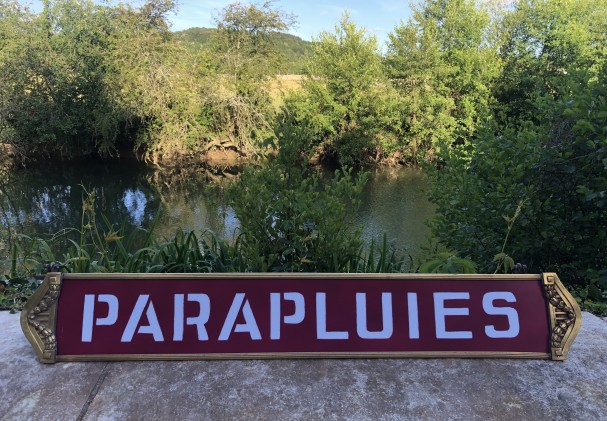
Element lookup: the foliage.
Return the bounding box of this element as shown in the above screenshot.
[198,1,296,153]
[0,0,204,161]
[419,252,477,274]
[0,0,121,156]
[572,266,607,315]
[493,0,607,126]
[429,58,607,292]
[228,132,370,271]
[213,0,295,80]
[8,186,239,275]
[0,0,503,165]
[426,0,607,314]
[384,0,499,162]
[0,1,307,163]
[110,0,207,163]
[281,13,402,166]
[578,300,607,317]
[2,226,409,312]
[0,164,18,257]
[0,276,39,313]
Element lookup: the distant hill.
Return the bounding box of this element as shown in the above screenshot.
[173,27,312,74]
[173,27,215,46]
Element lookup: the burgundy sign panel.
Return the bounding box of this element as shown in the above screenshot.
[22,273,582,362]
[52,275,551,357]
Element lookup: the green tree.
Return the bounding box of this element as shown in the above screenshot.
[0,0,208,162]
[213,1,294,85]
[385,0,499,161]
[0,0,122,156]
[201,1,295,153]
[426,0,607,309]
[283,13,401,165]
[109,0,206,163]
[429,58,607,294]
[494,0,607,125]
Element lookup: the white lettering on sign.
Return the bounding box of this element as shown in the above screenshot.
[121,295,164,342]
[483,292,520,338]
[173,294,211,341]
[82,294,119,342]
[356,293,393,339]
[80,291,521,344]
[434,292,473,339]
[219,293,261,341]
[316,293,349,339]
[407,292,420,339]
[270,292,305,340]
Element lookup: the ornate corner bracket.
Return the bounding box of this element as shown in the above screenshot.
[543,273,582,361]
[20,272,63,364]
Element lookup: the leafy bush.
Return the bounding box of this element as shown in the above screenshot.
[281,13,402,166]
[229,132,370,271]
[0,276,39,313]
[428,63,607,297]
[384,0,498,163]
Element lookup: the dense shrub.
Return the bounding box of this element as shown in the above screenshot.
[429,63,607,298]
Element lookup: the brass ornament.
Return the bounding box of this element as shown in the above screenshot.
[20,273,62,363]
[543,273,582,361]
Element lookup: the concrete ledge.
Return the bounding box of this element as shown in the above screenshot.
[1,311,606,420]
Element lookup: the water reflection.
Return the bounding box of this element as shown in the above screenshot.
[2,159,434,262]
[122,189,147,226]
[3,158,161,236]
[352,167,435,262]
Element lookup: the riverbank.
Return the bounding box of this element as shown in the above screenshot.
[2,310,606,420]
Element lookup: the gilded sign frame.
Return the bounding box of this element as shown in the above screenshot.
[20,272,581,363]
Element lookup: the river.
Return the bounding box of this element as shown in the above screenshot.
[1,158,435,267]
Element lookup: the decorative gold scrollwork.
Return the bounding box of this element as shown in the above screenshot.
[27,281,60,351]
[543,273,582,361]
[20,273,63,363]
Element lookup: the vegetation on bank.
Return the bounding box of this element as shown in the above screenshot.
[0,0,500,165]
[427,0,607,313]
[1,0,606,313]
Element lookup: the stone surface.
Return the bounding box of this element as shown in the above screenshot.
[0,312,106,421]
[1,310,606,420]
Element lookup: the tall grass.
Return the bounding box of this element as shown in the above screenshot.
[9,225,406,276]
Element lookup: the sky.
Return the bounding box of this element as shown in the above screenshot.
[24,0,414,49]
[169,1,414,47]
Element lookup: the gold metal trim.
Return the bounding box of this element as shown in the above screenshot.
[20,272,63,363]
[56,351,550,362]
[62,272,543,281]
[543,273,582,361]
